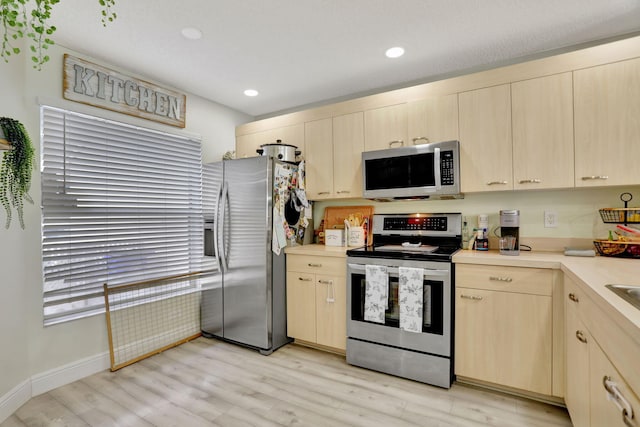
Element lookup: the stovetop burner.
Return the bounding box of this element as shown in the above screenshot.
[346,213,462,261]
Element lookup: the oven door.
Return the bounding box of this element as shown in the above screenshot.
[347,257,452,357]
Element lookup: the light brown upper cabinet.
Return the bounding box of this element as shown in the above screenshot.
[364,96,458,152]
[332,112,365,198]
[574,57,640,187]
[305,112,364,200]
[407,94,459,145]
[459,84,513,192]
[236,131,266,158]
[511,73,575,190]
[236,124,304,159]
[304,118,333,199]
[364,104,408,151]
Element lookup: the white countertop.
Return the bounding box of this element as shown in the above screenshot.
[453,249,640,344]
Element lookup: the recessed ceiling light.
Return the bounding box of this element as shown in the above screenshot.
[244,89,259,97]
[385,46,405,58]
[181,27,202,40]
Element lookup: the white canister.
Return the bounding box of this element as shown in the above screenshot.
[324,229,345,246]
[348,226,365,247]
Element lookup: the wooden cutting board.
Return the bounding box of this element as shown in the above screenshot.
[323,205,374,246]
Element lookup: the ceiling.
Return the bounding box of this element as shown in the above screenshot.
[50,0,640,119]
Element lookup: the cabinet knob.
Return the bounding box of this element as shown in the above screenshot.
[411,136,429,144]
[575,330,588,344]
[460,294,483,300]
[568,293,579,303]
[486,181,508,186]
[489,276,513,283]
[519,179,541,184]
[388,140,404,148]
[581,175,608,181]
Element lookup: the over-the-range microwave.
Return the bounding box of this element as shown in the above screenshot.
[362,140,462,201]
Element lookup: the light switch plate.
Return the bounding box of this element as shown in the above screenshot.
[544,210,558,228]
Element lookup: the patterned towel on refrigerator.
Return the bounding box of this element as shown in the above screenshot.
[399,266,424,333]
[364,265,388,324]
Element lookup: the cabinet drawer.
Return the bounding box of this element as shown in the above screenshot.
[287,254,345,274]
[456,264,552,296]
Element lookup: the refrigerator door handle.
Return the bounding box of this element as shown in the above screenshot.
[212,186,222,267]
[219,181,230,273]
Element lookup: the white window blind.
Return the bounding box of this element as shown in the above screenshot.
[41,106,204,325]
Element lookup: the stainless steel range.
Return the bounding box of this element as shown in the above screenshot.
[346,212,461,388]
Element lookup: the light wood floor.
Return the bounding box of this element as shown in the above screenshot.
[2,337,572,426]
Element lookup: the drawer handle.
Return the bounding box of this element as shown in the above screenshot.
[575,330,588,344]
[308,263,322,267]
[519,179,541,184]
[388,140,404,148]
[581,175,608,181]
[336,190,351,194]
[486,181,508,186]
[317,192,330,195]
[603,376,635,426]
[460,294,483,301]
[298,277,313,282]
[568,293,579,303]
[412,136,429,144]
[318,279,333,285]
[489,276,513,283]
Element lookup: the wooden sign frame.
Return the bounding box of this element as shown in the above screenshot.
[63,54,186,128]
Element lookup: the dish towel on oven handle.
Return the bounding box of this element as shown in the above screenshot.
[364,265,388,324]
[399,266,424,333]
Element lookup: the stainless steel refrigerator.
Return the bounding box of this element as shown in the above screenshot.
[201,156,292,354]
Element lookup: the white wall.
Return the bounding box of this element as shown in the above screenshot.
[0,41,251,412]
[0,39,31,402]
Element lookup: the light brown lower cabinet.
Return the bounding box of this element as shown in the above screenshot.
[286,254,346,351]
[564,274,640,427]
[455,264,557,396]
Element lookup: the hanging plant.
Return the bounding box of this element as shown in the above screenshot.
[0,0,116,70]
[0,117,34,229]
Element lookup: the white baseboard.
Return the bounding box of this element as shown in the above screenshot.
[0,380,31,424]
[31,351,110,397]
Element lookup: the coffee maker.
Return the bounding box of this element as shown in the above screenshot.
[499,210,520,255]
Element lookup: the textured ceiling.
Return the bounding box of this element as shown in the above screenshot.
[50,0,640,118]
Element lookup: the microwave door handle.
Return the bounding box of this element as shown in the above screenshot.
[434,147,442,190]
[347,264,449,278]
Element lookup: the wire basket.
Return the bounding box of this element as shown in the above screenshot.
[599,193,640,224]
[599,208,640,224]
[593,240,640,258]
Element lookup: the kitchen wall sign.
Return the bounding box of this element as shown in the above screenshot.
[63,54,186,128]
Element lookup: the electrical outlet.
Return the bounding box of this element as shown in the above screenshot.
[544,210,558,228]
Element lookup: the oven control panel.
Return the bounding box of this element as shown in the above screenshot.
[383,216,447,231]
[372,213,462,237]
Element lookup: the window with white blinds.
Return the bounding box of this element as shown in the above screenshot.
[41,106,204,325]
